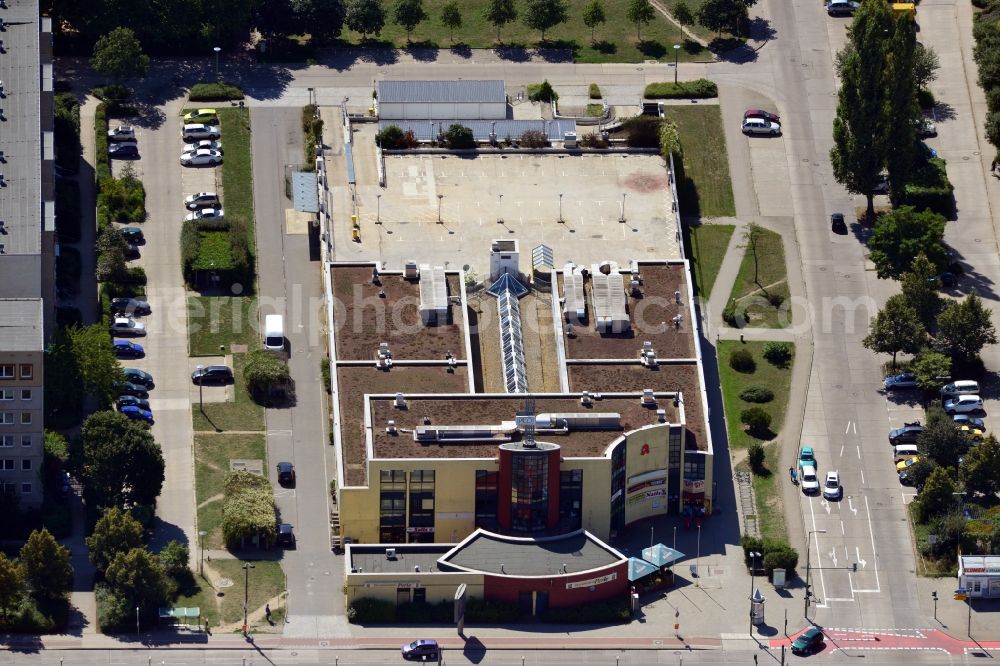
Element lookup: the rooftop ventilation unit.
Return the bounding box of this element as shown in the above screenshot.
[580,391,592,407]
[394,392,407,409]
[657,408,667,423]
[641,389,656,406]
[404,261,419,279]
[386,419,397,435]
[385,548,397,560]
[562,264,586,321]
[419,265,448,325]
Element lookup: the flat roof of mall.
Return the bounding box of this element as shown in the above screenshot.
[442,529,624,577]
[349,544,449,574]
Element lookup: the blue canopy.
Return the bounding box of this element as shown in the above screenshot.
[628,557,660,581]
[641,544,685,567]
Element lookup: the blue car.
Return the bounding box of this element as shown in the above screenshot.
[122,368,154,389]
[120,405,154,424]
[113,340,145,359]
[116,395,150,411]
[115,382,149,399]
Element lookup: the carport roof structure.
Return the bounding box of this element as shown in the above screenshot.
[378,80,506,104]
[378,119,576,142]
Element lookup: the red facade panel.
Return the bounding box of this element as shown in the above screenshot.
[483,560,627,609]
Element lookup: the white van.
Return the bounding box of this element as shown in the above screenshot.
[264,314,284,351]
[893,444,920,460]
[940,380,980,398]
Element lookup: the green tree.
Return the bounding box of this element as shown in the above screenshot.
[740,406,772,436]
[935,291,998,364]
[862,294,925,368]
[158,541,190,580]
[440,1,462,41]
[90,27,150,82]
[443,123,476,149]
[742,222,767,295]
[960,435,1000,497]
[697,0,742,36]
[582,0,606,41]
[904,457,937,490]
[44,329,83,423]
[95,225,129,282]
[345,0,386,38]
[44,430,69,463]
[659,119,682,159]
[290,0,347,43]
[0,553,24,620]
[68,324,123,407]
[19,529,73,603]
[867,206,948,279]
[78,411,165,510]
[393,0,427,41]
[830,0,893,222]
[673,0,695,26]
[917,408,969,468]
[913,42,940,90]
[987,111,1000,150]
[748,442,766,473]
[915,466,957,522]
[911,350,951,392]
[626,0,656,39]
[883,15,918,200]
[900,253,943,327]
[243,350,292,403]
[86,507,145,574]
[484,0,518,41]
[524,0,568,41]
[105,548,170,613]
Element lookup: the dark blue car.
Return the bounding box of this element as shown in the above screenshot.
[120,405,154,424]
[113,340,145,359]
[116,395,150,411]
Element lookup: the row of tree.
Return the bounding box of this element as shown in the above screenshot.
[973,0,1000,159]
[0,529,73,627]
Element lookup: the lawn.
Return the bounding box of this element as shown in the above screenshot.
[188,295,260,356]
[660,105,735,218]
[716,340,795,450]
[683,222,735,298]
[192,353,265,433]
[747,443,787,542]
[194,432,267,550]
[216,108,255,253]
[337,0,708,63]
[726,226,790,328]
[176,559,286,631]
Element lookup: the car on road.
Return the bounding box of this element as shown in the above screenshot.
[191,365,234,385]
[277,523,296,548]
[791,627,825,655]
[115,382,150,399]
[896,455,922,472]
[182,123,221,141]
[125,243,141,260]
[827,0,860,15]
[916,117,937,138]
[121,227,144,244]
[185,192,220,210]
[116,395,150,410]
[123,367,154,389]
[883,372,917,390]
[743,109,780,123]
[401,639,439,661]
[112,340,145,359]
[889,421,922,445]
[823,471,841,500]
[109,142,139,159]
[108,125,136,142]
[180,148,222,167]
[185,207,224,222]
[277,462,296,486]
[800,464,820,494]
[110,316,146,336]
[742,118,781,135]
[120,404,154,424]
[190,139,223,153]
[799,446,816,468]
[830,212,847,233]
[953,414,985,429]
[111,297,151,316]
[183,108,218,124]
[945,395,984,415]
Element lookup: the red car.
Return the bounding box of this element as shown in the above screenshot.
[744,109,780,123]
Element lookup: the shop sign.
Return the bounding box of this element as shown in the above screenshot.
[626,489,666,506]
[964,567,1000,574]
[406,527,435,533]
[627,478,665,494]
[682,479,706,494]
[566,573,617,589]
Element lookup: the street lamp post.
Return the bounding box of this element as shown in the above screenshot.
[558,193,564,223]
[242,562,255,635]
[673,525,677,550]
[497,194,503,224]
[804,529,827,620]
[619,193,627,223]
[650,525,655,550]
[136,606,140,637]
[213,47,221,81]
[695,523,701,586]
[199,530,207,576]
[437,194,444,224]
[195,364,204,414]
[673,44,681,85]
[932,590,938,622]
[749,550,762,636]
[376,194,382,224]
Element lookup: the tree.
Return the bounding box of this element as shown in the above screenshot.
[345,0,386,38]
[883,15,918,200]
[484,0,517,41]
[95,225,129,282]
[659,119,682,159]
[697,0,742,36]
[86,507,145,574]
[988,111,1000,151]
[742,222,767,294]
[913,42,941,90]
[673,0,694,26]
[867,206,948,279]
[582,0,606,41]
[748,442,766,473]
[911,350,951,392]
[290,0,347,43]
[443,123,475,149]
[524,0,568,41]
[105,548,170,612]
[243,350,292,403]
[158,541,190,580]
[626,0,655,39]
[740,407,772,436]
[440,1,462,41]
[915,466,957,522]
[0,554,24,620]
[900,254,943,328]
[91,27,150,82]
[917,408,969,468]
[19,529,72,603]
[393,0,427,41]
[862,294,925,368]
[903,457,937,491]
[936,291,998,364]
[77,411,164,510]
[830,0,893,222]
[68,324,123,407]
[960,435,1000,497]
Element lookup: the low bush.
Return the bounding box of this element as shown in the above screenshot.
[94,103,110,180]
[589,83,602,99]
[579,133,609,148]
[188,82,245,101]
[320,358,331,393]
[443,124,475,149]
[466,597,519,622]
[527,80,559,102]
[899,156,955,218]
[739,386,774,403]
[395,600,454,623]
[53,92,81,175]
[244,349,291,403]
[762,547,799,578]
[541,599,630,623]
[301,104,324,167]
[740,535,799,578]
[729,348,756,372]
[222,471,277,549]
[91,84,129,103]
[376,124,405,148]
[643,79,718,99]
[917,88,936,110]
[519,129,549,148]
[763,342,792,367]
[740,406,772,435]
[748,442,766,472]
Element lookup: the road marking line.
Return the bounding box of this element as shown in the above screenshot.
[840,445,845,457]
[856,445,861,459]
[809,496,830,607]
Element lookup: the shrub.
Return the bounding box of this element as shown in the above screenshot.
[92,84,129,103]
[527,80,559,102]
[739,386,774,403]
[899,157,955,217]
[443,124,475,149]
[94,103,110,180]
[763,342,792,366]
[375,124,405,148]
[466,597,519,622]
[748,442,766,472]
[589,83,602,99]
[56,246,81,290]
[763,546,799,578]
[188,82,245,101]
[53,92,81,175]
[222,471,277,549]
[740,407,772,435]
[243,349,291,403]
[180,221,201,284]
[320,358,331,393]
[579,133,609,148]
[301,104,324,166]
[643,79,718,99]
[917,88,936,110]
[519,129,549,148]
[729,348,756,372]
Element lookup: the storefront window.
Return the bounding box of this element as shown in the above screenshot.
[511,452,548,533]
[380,469,406,543]
[610,442,626,537]
[408,470,435,542]
[667,428,682,514]
[559,469,583,532]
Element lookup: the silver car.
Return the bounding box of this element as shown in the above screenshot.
[742,118,781,136]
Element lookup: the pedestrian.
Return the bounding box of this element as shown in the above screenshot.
[265,603,272,624]
[992,159,997,173]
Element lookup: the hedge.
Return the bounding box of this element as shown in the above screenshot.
[589,83,602,99]
[740,535,799,579]
[189,82,245,101]
[94,102,110,181]
[301,105,324,168]
[56,246,81,290]
[644,79,718,99]
[899,156,955,218]
[53,91,81,175]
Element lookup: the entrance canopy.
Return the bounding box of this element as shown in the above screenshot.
[627,557,659,582]
[642,543,685,567]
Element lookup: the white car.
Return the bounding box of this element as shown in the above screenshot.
[181,123,221,141]
[185,207,224,222]
[109,317,146,337]
[107,125,136,142]
[742,118,781,136]
[180,149,222,166]
[800,464,820,494]
[823,471,841,500]
[191,139,223,153]
[185,192,220,210]
[945,395,984,415]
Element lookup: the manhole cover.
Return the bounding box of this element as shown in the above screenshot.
[217,578,235,588]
